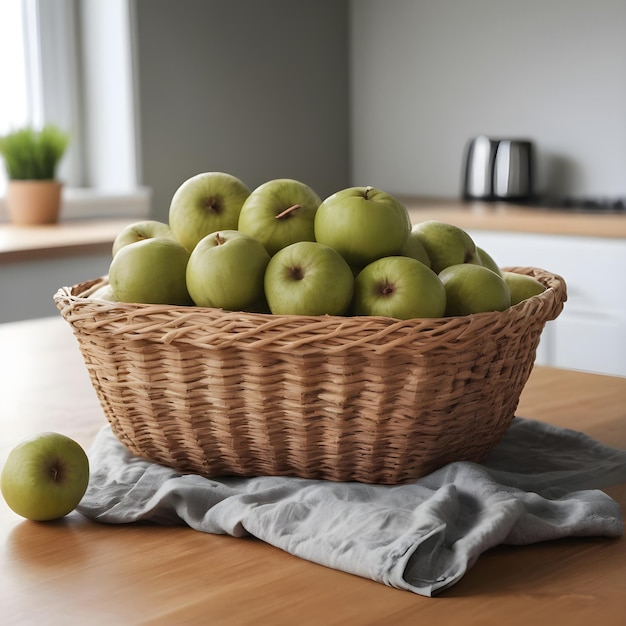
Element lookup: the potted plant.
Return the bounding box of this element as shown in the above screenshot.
[0,124,70,225]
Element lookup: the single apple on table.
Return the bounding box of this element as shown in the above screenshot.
[412,220,478,274]
[1,432,90,521]
[352,256,446,319]
[186,230,271,311]
[264,241,354,316]
[439,263,511,316]
[109,237,193,305]
[314,186,412,267]
[502,271,546,305]
[237,178,321,256]
[112,220,174,257]
[168,171,250,251]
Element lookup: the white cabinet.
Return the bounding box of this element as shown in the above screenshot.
[467,230,626,377]
[0,218,141,323]
[1,254,111,323]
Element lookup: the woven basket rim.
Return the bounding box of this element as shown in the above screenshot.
[53,266,567,354]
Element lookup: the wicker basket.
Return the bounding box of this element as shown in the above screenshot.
[54,266,566,485]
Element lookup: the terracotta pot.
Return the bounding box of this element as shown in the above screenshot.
[6,180,63,225]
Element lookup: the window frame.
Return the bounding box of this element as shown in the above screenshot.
[33,0,84,187]
[0,0,149,222]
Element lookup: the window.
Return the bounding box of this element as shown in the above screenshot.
[0,1,32,191]
[0,0,149,220]
[0,2,31,130]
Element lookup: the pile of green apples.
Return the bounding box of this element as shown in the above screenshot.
[94,172,546,319]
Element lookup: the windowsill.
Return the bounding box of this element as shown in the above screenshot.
[0,187,152,263]
[0,186,152,223]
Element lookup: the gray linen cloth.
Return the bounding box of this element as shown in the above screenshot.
[78,418,626,596]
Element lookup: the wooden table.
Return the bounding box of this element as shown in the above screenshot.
[1,317,625,625]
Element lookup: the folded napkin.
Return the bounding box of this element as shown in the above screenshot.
[78,418,626,596]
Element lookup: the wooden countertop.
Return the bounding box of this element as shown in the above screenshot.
[402,197,626,239]
[1,197,625,267]
[0,218,137,263]
[1,316,625,625]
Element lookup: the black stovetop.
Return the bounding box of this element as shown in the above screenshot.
[523,196,626,214]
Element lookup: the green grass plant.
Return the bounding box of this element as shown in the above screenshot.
[0,125,70,180]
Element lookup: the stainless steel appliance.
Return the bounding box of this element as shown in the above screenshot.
[463,136,533,201]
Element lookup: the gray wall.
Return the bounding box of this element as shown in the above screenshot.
[134,0,351,221]
[134,0,626,211]
[350,0,626,199]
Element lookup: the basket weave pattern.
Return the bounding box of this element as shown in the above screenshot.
[55,267,566,484]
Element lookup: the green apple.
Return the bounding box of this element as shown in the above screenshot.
[168,171,250,251]
[474,246,502,276]
[352,256,446,319]
[186,230,270,311]
[400,225,431,267]
[439,263,511,316]
[1,432,89,521]
[412,220,477,273]
[88,283,117,302]
[314,186,411,267]
[264,241,354,316]
[109,237,193,305]
[112,220,174,257]
[502,271,546,305]
[237,178,321,256]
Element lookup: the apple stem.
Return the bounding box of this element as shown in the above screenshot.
[275,204,301,220]
[47,460,63,482]
[215,232,226,245]
[364,186,373,199]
